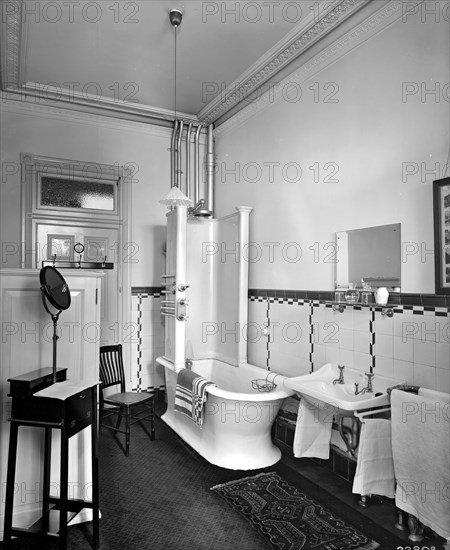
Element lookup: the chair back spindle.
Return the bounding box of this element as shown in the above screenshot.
[99,344,126,392]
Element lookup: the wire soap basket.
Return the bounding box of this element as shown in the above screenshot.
[251,372,280,393]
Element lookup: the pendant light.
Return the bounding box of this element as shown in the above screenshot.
[159,8,192,208]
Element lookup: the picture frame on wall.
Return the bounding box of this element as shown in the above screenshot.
[433,177,450,294]
[47,234,74,261]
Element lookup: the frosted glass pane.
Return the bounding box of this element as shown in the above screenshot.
[41,177,114,211]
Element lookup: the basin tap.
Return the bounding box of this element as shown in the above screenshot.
[354,372,374,395]
[333,365,345,385]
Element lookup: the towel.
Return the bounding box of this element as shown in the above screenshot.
[174,368,215,428]
[418,387,450,401]
[352,418,395,498]
[391,389,450,539]
[293,398,333,459]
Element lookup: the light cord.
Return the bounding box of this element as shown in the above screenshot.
[174,25,177,121]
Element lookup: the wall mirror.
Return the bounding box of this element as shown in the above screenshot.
[335,223,401,290]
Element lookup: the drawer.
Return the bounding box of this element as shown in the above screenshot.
[10,386,96,437]
[65,389,94,436]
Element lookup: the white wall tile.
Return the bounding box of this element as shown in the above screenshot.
[393,312,414,338]
[326,346,340,365]
[393,335,414,362]
[339,349,354,369]
[354,330,370,354]
[247,298,269,368]
[375,333,393,358]
[339,328,354,351]
[436,367,450,394]
[374,311,394,335]
[313,344,327,368]
[374,355,394,378]
[413,362,437,390]
[353,352,371,373]
[352,309,370,332]
[436,341,450,370]
[413,339,436,367]
[393,359,414,383]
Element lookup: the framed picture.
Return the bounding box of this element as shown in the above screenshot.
[433,177,450,294]
[47,234,74,261]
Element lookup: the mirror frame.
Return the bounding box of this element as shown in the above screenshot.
[39,266,71,311]
[335,223,401,290]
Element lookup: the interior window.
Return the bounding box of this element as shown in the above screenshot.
[40,176,115,211]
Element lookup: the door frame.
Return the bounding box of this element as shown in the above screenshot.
[20,152,133,372]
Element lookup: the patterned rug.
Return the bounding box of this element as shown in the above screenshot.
[211,472,380,550]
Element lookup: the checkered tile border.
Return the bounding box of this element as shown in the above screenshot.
[131,287,164,393]
[249,291,449,373]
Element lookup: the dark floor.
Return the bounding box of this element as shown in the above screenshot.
[1,401,447,550]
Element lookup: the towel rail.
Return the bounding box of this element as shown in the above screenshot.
[354,407,391,420]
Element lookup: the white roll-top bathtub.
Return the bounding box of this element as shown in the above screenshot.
[157,357,294,470]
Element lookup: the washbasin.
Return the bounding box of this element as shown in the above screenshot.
[284,363,406,417]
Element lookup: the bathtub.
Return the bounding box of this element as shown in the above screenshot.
[157,357,294,470]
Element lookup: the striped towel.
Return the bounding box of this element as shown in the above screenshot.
[174,368,215,428]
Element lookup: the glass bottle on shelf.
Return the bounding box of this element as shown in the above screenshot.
[361,280,373,305]
[345,283,360,304]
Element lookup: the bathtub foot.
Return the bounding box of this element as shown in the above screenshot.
[407,514,424,542]
[358,494,369,507]
[395,509,408,531]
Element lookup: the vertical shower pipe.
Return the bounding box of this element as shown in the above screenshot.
[194,124,202,205]
[174,204,188,372]
[236,206,253,365]
[206,124,215,215]
[170,120,179,187]
[185,123,193,199]
[176,120,184,188]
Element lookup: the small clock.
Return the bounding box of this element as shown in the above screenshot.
[73,242,85,254]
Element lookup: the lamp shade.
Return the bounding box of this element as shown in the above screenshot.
[159,186,192,207]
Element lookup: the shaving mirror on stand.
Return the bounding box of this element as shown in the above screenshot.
[39,266,71,383]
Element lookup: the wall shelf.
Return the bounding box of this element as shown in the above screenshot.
[325,301,395,316]
[41,260,114,270]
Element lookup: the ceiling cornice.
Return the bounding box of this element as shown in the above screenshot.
[0,0,420,128]
[197,0,371,125]
[15,82,199,125]
[0,0,23,89]
[214,0,421,136]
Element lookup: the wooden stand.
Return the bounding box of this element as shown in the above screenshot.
[3,369,100,549]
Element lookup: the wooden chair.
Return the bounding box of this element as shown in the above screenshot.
[99,344,155,456]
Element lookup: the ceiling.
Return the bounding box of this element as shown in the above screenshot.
[1,0,381,127]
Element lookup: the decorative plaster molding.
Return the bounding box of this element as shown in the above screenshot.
[14,82,199,124]
[0,0,423,130]
[0,93,174,138]
[214,0,420,137]
[198,0,371,125]
[1,0,22,88]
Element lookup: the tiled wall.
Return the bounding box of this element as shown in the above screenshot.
[248,290,450,393]
[129,287,450,395]
[130,288,165,392]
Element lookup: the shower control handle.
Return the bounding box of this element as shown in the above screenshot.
[178,284,190,292]
[176,297,188,321]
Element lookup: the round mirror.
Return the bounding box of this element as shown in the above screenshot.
[39,266,71,311]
